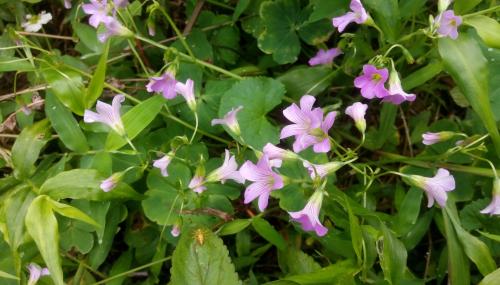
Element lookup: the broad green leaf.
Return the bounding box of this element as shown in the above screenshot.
[170,228,241,285]
[4,186,35,251]
[59,218,95,254]
[105,95,165,150]
[401,210,433,250]
[309,0,350,22]
[377,225,407,285]
[438,34,500,156]
[11,119,50,179]
[252,217,286,251]
[85,41,109,108]
[480,267,500,285]
[72,22,104,53]
[45,92,88,152]
[25,196,64,285]
[442,210,471,285]
[393,188,422,235]
[454,0,482,14]
[464,15,500,48]
[219,219,252,236]
[278,66,339,100]
[0,270,18,280]
[39,169,143,201]
[402,61,443,90]
[49,199,100,228]
[363,0,400,43]
[278,247,321,275]
[219,77,285,149]
[282,259,359,284]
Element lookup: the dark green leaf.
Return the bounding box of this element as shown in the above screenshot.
[363,0,400,43]
[219,219,252,236]
[278,67,339,100]
[85,41,109,108]
[252,217,286,251]
[377,225,407,285]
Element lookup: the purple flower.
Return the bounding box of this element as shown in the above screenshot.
[113,0,128,8]
[332,0,369,33]
[354,64,389,99]
[100,174,119,192]
[82,0,112,28]
[381,70,416,104]
[189,175,207,194]
[422,131,455,145]
[97,17,132,43]
[84,95,126,136]
[289,190,328,236]
[345,102,368,133]
[481,179,500,215]
[175,79,197,111]
[153,152,174,177]
[407,168,455,208]
[206,149,245,184]
[171,224,181,237]
[27,263,50,285]
[262,143,299,167]
[308,48,342,66]
[240,155,284,211]
[64,0,72,9]
[303,160,347,179]
[211,106,243,136]
[146,72,178,99]
[280,95,336,153]
[437,10,462,40]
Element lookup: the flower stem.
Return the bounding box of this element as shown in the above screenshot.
[190,112,199,144]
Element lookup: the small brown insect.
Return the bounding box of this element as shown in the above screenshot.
[193,228,207,246]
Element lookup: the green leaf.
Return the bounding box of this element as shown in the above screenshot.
[219,77,285,149]
[278,66,338,100]
[85,41,109,108]
[219,219,252,236]
[442,210,470,285]
[49,199,100,228]
[480,267,500,285]
[402,61,443,90]
[25,196,64,285]
[0,270,18,280]
[4,187,35,251]
[251,217,286,251]
[282,259,359,284]
[45,92,89,153]
[233,0,251,22]
[170,228,241,285]
[0,56,34,72]
[39,169,143,201]
[363,0,400,43]
[107,250,133,285]
[278,247,321,275]
[438,34,500,156]
[345,198,363,265]
[309,0,350,22]
[11,119,50,179]
[464,15,500,49]
[105,95,165,150]
[377,225,407,285]
[454,0,482,14]
[393,188,422,235]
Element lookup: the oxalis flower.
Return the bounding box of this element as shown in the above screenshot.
[146,72,178,99]
[263,143,299,167]
[153,151,175,177]
[308,48,342,66]
[206,149,245,184]
[289,190,328,236]
[280,95,336,153]
[84,95,126,136]
[27,263,50,285]
[240,155,284,211]
[189,174,207,194]
[345,102,368,134]
[422,131,455,145]
[436,10,462,40]
[100,172,123,192]
[332,0,368,33]
[354,64,389,99]
[82,0,112,28]
[381,68,416,104]
[175,79,197,111]
[303,160,348,179]
[97,17,133,43]
[405,168,455,208]
[22,11,52,32]
[211,106,243,136]
[171,224,181,237]
[481,178,500,216]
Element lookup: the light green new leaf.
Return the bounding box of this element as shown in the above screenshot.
[252,217,286,251]
[0,270,18,281]
[438,34,500,156]
[170,228,241,285]
[48,199,100,228]
[45,92,88,153]
[105,95,165,150]
[85,41,109,108]
[11,119,50,179]
[480,267,500,285]
[464,15,500,49]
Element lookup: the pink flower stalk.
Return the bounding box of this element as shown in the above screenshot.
[308,48,342,66]
[481,179,500,215]
[332,0,369,33]
[189,175,207,193]
[437,10,462,40]
[82,0,112,28]
[211,106,243,136]
[407,168,456,208]
[146,72,178,99]
[27,263,50,285]
[289,190,328,236]
[97,17,132,42]
[345,102,368,133]
[153,152,174,177]
[280,95,336,153]
[240,155,284,211]
[84,95,126,136]
[171,224,181,237]
[381,70,416,104]
[422,131,455,145]
[303,160,346,179]
[354,64,389,99]
[175,79,197,111]
[206,150,245,184]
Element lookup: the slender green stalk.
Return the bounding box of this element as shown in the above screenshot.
[463,5,500,18]
[156,3,196,58]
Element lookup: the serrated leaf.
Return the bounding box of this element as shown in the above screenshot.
[252,217,286,251]
[170,228,241,285]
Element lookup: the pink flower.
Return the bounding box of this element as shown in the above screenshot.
[240,155,284,211]
[84,95,126,136]
[146,72,178,99]
[345,102,368,133]
[153,152,174,177]
[422,131,455,145]
[289,190,328,236]
[262,143,299,167]
[175,79,197,111]
[354,64,389,99]
[188,175,207,194]
[100,173,121,192]
[171,224,181,237]
[381,70,416,104]
[407,168,456,208]
[481,179,500,215]
[206,150,245,184]
[82,0,112,28]
[332,0,368,33]
[97,17,132,42]
[303,160,347,179]
[308,48,342,66]
[211,106,243,136]
[437,10,462,40]
[280,95,336,153]
[64,0,72,9]
[27,263,50,285]
[113,0,129,8]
